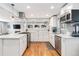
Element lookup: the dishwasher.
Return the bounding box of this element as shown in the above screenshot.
[55,35,61,55]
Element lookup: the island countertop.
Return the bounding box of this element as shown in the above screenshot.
[0,33,26,39]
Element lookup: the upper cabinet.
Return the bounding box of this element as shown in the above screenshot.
[60,3,79,23]
[60,10,79,23]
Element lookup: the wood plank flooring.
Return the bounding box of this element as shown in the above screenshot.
[23,42,59,56]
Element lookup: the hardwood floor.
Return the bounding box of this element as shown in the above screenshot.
[23,42,59,56]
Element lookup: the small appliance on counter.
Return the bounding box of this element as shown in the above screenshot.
[72,23,79,37]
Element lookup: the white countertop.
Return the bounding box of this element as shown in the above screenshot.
[0,34,26,39]
[56,34,79,39]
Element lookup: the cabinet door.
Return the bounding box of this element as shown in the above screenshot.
[23,35,27,49]
[31,31,38,41]
[43,31,49,41]
[3,39,20,56]
[38,31,43,41]
[39,31,49,41]
[0,39,2,56]
[20,35,27,55]
[50,35,55,48]
[20,37,24,55]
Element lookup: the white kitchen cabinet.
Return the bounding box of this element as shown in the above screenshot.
[50,34,55,48]
[20,36,27,55]
[61,38,79,56]
[0,34,27,56]
[31,31,38,41]
[31,31,49,42]
[27,19,49,42]
[43,31,49,41]
[55,34,79,56]
[38,31,43,41]
[0,39,2,56]
[39,31,49,41]
[3,39,20,56]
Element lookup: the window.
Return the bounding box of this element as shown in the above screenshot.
[35,25,40,28]
[41,25,46,28]
[28,25,33,28]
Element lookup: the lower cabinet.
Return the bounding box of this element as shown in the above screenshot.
[50,35,55,48]
[38,31,49,41]
[31,31,38,41]
[0,35,27,56]
[31,31,49,42]
[55,35,79,56]
[3,39,20,56]
[20,36,27,55]
[0,39,2,56]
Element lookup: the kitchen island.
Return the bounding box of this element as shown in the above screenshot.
[55,34,79,56]
[0,34,27,56]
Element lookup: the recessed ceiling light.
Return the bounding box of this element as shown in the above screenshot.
[31,14,34,16]
[46,14,49,16]
[26,5,30,9]
[50,6,54,9]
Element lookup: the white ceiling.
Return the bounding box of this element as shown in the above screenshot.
[11,3,65,18]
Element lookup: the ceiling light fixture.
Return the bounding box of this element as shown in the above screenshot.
[46,14,49,17]
[31,14,34,17]
[50,6,54,9]
[27,5,31,9]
